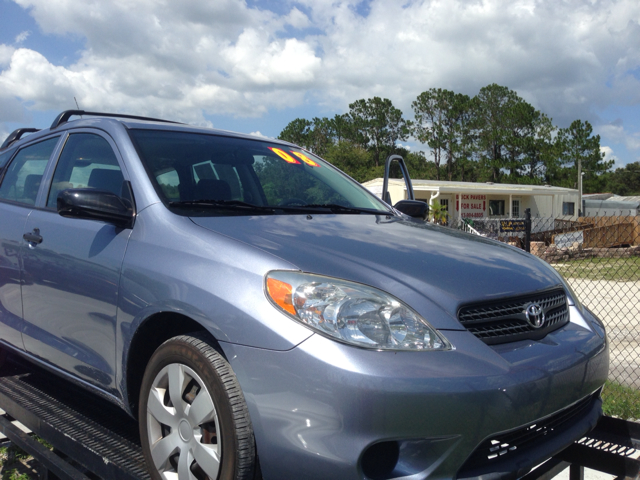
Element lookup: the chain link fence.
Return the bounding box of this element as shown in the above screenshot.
[447,214,640,418]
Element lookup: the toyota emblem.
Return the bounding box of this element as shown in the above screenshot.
[525,303,545,328]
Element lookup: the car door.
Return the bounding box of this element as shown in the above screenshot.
[21,131,132,393]
[0,137,61,350]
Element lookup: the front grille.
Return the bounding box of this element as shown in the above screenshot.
[458,288,569,345]
[459,391,599,474]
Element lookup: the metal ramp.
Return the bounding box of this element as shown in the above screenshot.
[0,358,148,479]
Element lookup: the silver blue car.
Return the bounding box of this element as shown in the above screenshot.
[0,111,608,480]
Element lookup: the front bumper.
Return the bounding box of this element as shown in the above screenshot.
[457,391,601,479]
[220,312,608,480]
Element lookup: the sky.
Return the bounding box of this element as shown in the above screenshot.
[1,0,639,170]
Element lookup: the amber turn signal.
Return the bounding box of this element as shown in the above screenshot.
[266,277,296,315]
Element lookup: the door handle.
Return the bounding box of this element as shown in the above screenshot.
[23,228,43,245]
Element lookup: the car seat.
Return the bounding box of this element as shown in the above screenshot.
[195,179,232,201]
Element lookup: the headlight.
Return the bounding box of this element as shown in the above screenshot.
[265,271,451,351]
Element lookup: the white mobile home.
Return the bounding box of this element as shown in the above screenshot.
[363,179,580,221]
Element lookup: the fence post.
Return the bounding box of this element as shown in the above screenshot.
[525,208,531,253]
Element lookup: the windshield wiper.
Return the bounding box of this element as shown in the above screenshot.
[169,200,388,216]
[169,200,276,213]
[281,203,388,215]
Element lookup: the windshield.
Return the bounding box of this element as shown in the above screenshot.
[129,129,391,216]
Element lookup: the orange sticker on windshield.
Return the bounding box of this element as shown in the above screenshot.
[269,147,300,164]
[291,151,321,167]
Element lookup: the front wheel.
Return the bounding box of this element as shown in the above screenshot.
[139,334,256,480]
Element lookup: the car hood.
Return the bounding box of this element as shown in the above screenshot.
[191,214,564,330]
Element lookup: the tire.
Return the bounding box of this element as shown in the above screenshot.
[139,333,256,480]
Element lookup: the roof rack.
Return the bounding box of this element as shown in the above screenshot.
[0,128,41,151]
[50,110,183,130]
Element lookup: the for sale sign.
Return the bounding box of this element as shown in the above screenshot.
[456,194,486,219]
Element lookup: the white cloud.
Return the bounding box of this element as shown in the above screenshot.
[601,145,631,170]
[600,145,617,166]
[220,30,321,88]
[14,31,30,44]
[284,7,311,30]
[307,0,640,123]
[0,49,83,110]
[598,122,640,151]
[2,0,322,122]
[248,131,270,138]
[0,45,15,66]
[1,0,639,142]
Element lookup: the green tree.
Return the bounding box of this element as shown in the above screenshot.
[453,99,476,181]
[518,111,556,184]
[412,88,471,181]
[278,115,361,158]
[429,199,448,224]
[278,118,313,150]
[603,161,640,196]
[323,141,375,183]
[348,97,411,167]
[472,84,524,182]
[308,117,334,157]
[555,120,613,193]
[404,150,438,181]
[412,89,446,180]
[327,114,354,144]
[278,85,612,189]
[501,101,555,182]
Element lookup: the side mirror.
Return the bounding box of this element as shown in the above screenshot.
[58,188,134,228]
[394,199,429,220]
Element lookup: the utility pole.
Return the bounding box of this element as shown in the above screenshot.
[525,208,531,253]
[577,156,582,217]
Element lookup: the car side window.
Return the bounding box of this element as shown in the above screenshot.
[0,148,16,170]
[0,149,16,183]
[46,133,124,209]
[0,137,60,206]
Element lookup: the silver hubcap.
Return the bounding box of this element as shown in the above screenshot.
[147,363,221,480]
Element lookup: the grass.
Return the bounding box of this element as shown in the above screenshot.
[601,380,640,421]
[0,443,37,479]
[2,468,32,480]
[552,256,640,282]
[0,436,54,479]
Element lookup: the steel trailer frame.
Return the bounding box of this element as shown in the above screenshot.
[0,356,638,480]
[523,415,640,480]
